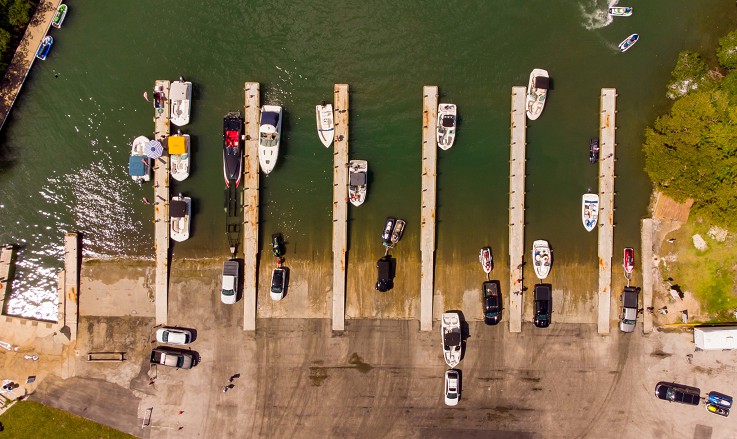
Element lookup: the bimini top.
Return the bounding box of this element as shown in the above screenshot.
[444,331,461,347]
[534,76,550,89]
[168,136,186,155]
[350,171,366,186]
[260,110,280,126]
[128,156,146,176]
[441,114,456,128]
[170,200,187,218]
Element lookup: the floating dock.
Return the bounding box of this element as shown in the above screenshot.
[597,88,617,334]
[332,84,349,331]
[243,82,260,331]
[420,86,438,332]
[153,80,171,326]
[508,86,527,334]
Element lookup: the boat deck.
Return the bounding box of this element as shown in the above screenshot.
[508,86,527,333]
[243,82,260,331]
[332,84,349,331]
[597,88,616,334]
[420,86,438,332]
[153,80,171,326]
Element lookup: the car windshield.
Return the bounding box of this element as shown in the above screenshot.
[162,332,169,342]
[222,289,235,296]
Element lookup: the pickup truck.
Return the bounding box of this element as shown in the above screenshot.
[150,347,194,369]
[654,382,701,405]
[619,286,641,333]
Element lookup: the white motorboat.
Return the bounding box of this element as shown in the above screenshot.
[170,194,191,242]
[169,130,190,182]
[381,217,396,246]
[170,78,192,127]
[608,6,632,17]
[348,160,368,207]
[479,247,493,274]
[128,136,151,184]
[316,102,334,148]
[618,34,639,52]
[532,240,552,280]
[441,312,462,368]
[258,105,283,174]
[437,103,457,150]
[526,69,550,120]
[582,193,599,232]
[390,219,405,246]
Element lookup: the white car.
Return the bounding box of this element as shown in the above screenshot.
[155,327,193,345]
[444,369,460,406]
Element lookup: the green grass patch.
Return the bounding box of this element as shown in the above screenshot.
[0,401,135,439]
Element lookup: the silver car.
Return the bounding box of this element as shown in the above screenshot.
[155,327,193,345]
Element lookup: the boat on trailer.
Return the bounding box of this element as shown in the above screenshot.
[532,240,552,280]
[590,138,599,163]
[381,217,396,246]
[618,34,639,52]
[437,104,457,150]
[390,219,405,246]
[129,136,151,184]
[348,160,368,207]
[170,78,192,127]
[623,247,635,277]
[52,4,68,28]
[36,36,53,61]
[259,105,283,174]
[608,6,632,17]
[582,193,599,232]
[170,194,191,242]
[222,112,243,187]
[526,69,550,120]
[441,312,462,368]
[316,102,334,148]
[479,247,493,274]
[169,130,190,182]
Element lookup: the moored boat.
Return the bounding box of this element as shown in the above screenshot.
[582,193,600,232]
[169,130,190,182]
[170,78,192,127]
[52,4,68,28]
[381,217,396,246]
[590,138,599,163]
[437,104,457,150]
[259,105,283,174]
[36,36,53,61]
[618,34,639,52]
[390,219,405,246]
[316,102,334,148]
[526,69,550,120]
[479,247,493,274]
[129,136,151,184]
[170,194,191,242]
[532,240,552,280]
[223,112,243,187]
[608,6,632,17]
[623,247,635,276]
[441,312,462,368]
[348,160,368,207]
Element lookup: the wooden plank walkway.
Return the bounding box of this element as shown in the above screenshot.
[243,82,260,331]
[508,87,527,334]
[597,88,617,334]
[420,86,438,332]
[641,219,654,334]
[153,80,171,326]
[63,233,79,341]
[332,84,349,331]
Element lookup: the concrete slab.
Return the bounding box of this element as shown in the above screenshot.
[597,88,616,335]
[420,86,438,332]
[508,86,526,334]
[243,82,260,331]
[332,84,349,331]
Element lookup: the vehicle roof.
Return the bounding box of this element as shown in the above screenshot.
[623,286,640,308]
[534,284,552,300]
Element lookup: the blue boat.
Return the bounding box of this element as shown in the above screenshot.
[36,36,53,61]
[618,33,638,52]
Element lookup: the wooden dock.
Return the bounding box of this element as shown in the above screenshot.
[508,87,527,334]
[243,82,260,331]
[153,80,171,326]
[420,86,438,332]
[332,84,349,331]
[597,88,617,334]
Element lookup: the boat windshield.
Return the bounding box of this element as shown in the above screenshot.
[442,115,455,128]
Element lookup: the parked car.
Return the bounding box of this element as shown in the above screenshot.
[533,284,552,328]
[482,280,502,325]
[270,266,286,301]
[155,327,193,345]
[150,347,194,369]
[619,286,641,333]
[654,381,701,405]
[444,369,460,406]
[221,260,239,304]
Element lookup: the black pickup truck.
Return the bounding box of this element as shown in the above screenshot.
[654,382,701,405]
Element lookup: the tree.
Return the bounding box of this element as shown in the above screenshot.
[7,0,32,29]
[717,29,737,69]
[666,51,714,99]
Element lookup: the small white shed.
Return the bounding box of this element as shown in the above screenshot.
[694,327,737,350]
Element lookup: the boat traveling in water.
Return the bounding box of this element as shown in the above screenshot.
[618,34,639,52]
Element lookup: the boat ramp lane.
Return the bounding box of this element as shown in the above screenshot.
[242,82,260,332]
[63,233,80,341]
[508,87,527,334]
[641,218,654,334]
[332,84,349,331]
[597,88,617,335]
[153,80,171,326]
[420,86,438,332]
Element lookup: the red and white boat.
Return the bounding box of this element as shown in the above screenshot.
[479,247,492,274]
[623,247,635,277]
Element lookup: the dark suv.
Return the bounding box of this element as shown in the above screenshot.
[375,255,393,292]
[654,382,701,405]
[482,281,502,325]
[533,284,552,328]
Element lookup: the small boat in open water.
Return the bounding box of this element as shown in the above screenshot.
[36,36,53,61]
[169,130,190,181]
[52,4,68,28]
[437,104,457,150]
[526,69,550,120]
[618,34,639,52]
[170,78,192,127]
[532,240,552,280]
[170,194,191,242]
[608,6,632,17]
[582,193,599,232]
[348,160,368,207]
[479,247,492,274]
[128,136,151,184]
[623,247,635,277]
[316,102,334,148]
[259,105,283,174]
[223,112,243,187]
[590,138,599,163]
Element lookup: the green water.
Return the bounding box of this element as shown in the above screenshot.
[1,0,736,318]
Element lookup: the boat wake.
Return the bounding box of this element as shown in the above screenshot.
[579,0,616,30]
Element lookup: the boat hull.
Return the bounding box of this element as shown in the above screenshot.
[526,69,549,120]
[170,196,191,242]
[437,104,457,150]
[36,36,53,61]
[390,219,405,245]
[170,134,190,182]
[479,247,493,274]
[316,104,334,148]
[582,193,599,232]
[348,160,368,207]
[608,7,632,17]
[223,112,244,187]
[623,248,635,275]
[532,240,552,280]
[618,34,639,52]
[129,136,151,183]
[52,4,67,28]
[170,81,192,127]
[259,105,283,174]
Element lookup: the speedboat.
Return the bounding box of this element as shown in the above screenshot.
[479,247,492,274]
[441,312,462,368]
[436,104,457,150]
[315,102,334,148]
[270,265,287,301]
[170,194,191,242]
[168,130,190,181]
[526,69,549,120]
[618,34,639,52]
[223,112,243,187]
[348,160,368,207]
[381,217,396,246]
[36,36,53,61]
[623,247,635,276]
[170,78,192,127]
[608,6,632,17]
[52,3,68,28]
[390,219,405,246]
[258,105,283,174]
[590,138,599,163]
[582,193,599,232]
[128,136,151,184]
[532,240,552,280]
